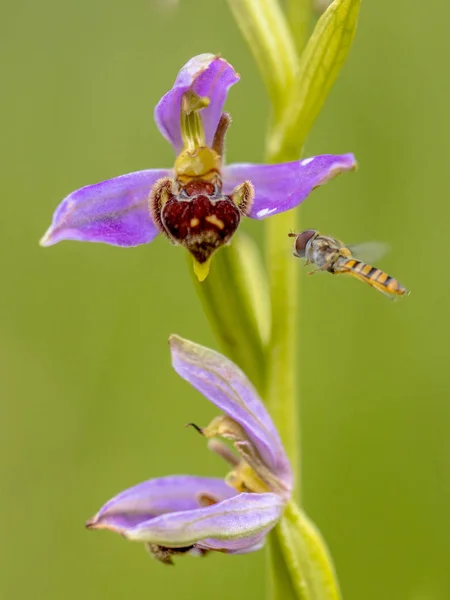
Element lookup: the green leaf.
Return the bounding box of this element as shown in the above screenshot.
[226,0,299,118]
[271,501,342,600]
[191,232,269,394]
[269,0,361,160]
[287,0,313,55]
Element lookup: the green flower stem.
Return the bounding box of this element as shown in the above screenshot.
[266,134,343,599]
[264,205,299,481]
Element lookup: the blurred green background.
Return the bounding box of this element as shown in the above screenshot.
[1,1,449,599]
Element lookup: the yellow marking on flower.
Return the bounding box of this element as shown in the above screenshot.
[190,217,200,227]
[226,462,269,495]
[205,215,225,230]
[174,147,221,182]
[193,257,211,282]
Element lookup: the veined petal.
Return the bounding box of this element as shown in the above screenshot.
[125,492,284,548]
[154,54,239,154]
[40,169,169,247]
[169,336,292,488]
[222,154,357,219]
[87,475,235,533]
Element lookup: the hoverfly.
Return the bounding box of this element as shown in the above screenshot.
[289,229,408,299]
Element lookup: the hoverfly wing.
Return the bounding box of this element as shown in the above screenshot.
[347,241,390,264]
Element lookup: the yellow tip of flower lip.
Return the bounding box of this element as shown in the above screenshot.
[193,258,211,282]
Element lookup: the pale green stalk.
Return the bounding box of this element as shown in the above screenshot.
[264,178,300,477]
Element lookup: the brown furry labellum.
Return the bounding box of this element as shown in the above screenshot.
[150,177,253,266]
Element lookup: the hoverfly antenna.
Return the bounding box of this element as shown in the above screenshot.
[185,422,204,436]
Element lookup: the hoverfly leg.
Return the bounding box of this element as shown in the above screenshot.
[307,265,330,276]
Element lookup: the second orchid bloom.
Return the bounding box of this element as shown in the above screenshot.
[87,335,292,563]
[41,54,356,280]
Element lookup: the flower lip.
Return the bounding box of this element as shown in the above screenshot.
[149,178,253,281]
[160,180,242,265]
[169,335,293,494]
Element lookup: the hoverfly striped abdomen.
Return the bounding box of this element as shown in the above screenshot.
[340,258,407,297]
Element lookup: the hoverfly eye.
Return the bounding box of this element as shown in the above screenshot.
[293,229,317,257]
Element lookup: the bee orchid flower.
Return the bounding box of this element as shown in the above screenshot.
[41,54,356,280]
[86,335,292,563]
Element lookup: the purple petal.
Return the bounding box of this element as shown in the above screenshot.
[169,336,292,489]
[154,54,239,154]
[40,169,170,247]
[222,154,357,219]
[87,475,235,533]
[124,492,284,549]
